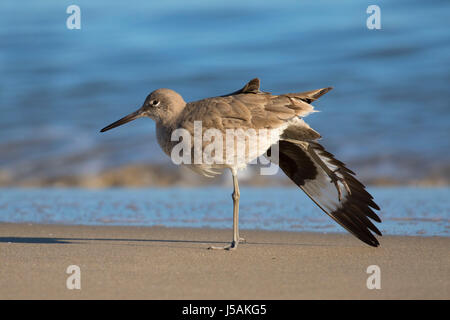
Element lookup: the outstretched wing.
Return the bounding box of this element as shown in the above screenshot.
[276,139,382,247]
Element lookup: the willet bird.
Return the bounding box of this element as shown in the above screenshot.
[100,78,381,250]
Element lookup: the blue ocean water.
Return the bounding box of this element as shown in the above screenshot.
[0,0,449,183]
[0,187,448,237]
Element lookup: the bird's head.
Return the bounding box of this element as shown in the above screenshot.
[100,88,186,133]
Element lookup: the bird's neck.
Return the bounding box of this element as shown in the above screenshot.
[160,102,186,128]
[155,121,177,157]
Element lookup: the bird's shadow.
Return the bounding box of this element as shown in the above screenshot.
[0,236,334,247]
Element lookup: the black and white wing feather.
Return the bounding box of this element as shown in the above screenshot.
[276,140,382,247]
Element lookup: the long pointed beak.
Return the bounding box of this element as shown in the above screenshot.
[100,109,144,133]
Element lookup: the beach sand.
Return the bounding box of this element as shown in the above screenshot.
[0,223,448,299]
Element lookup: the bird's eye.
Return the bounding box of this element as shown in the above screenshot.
[151,100,160,107]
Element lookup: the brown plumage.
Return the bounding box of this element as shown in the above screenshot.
[177,78,323,133]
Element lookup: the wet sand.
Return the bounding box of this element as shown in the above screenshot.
[0,223,448,299]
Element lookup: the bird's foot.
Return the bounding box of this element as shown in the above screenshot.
[208,241,237,251]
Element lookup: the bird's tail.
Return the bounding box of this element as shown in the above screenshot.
[284,87,333,104]
[276,139,382,247]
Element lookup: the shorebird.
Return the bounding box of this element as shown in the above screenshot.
[100,78,382,250]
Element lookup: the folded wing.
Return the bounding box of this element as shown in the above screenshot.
[179,78,331,132]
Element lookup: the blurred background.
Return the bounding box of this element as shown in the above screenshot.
[0,0,449,188]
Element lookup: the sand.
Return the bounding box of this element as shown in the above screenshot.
[0,223,448,299]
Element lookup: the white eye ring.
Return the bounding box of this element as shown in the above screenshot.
[151,100,160,106]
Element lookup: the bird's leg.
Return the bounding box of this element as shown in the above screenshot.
[232,173,246,244]
[209,170,244,250]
